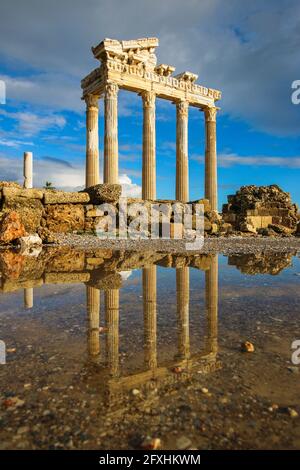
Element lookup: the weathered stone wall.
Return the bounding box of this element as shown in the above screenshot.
[222,185,299,235]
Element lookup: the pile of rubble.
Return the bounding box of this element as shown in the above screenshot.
[222,185,299,236]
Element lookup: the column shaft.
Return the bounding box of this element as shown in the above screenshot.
[143,266,157,369]
[86,286,100,357]
[105,289,119,376]
[85,94,99,188]
[176,101,189,202]
[176,267,190,359]
[23,152,33,189]
[142,91,156,200]
[205,254,218,353]
[24,288,33,309]
[104,83,119,184]
[204,107,218,212]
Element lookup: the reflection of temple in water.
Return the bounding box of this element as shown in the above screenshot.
[228,252,295,275]
[85,255,220,398]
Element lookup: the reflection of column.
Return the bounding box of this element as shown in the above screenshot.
[104,83,119,184]
[24,288,33,309]
[105,289,119,376]
[205,255,218,353]
[204,107,218,212]
[85,94,99,187]
[176,267,190,359]
[176,100,189,202]
[143,266,157,369]
[86,286,100,357]
[142,91,156,200]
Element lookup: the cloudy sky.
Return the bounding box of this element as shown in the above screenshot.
[0,0,299,207]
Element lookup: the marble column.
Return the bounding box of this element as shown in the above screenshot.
[142,91,156,200]
[205,254,218,353]
[104,83,119,184]
[143,265,157,369]
[86,286,100,357]
[176,100,189,202]
[204,107,218,212]
[105,289,119,376]
[176,267,190,359]
[85,94,99,188]
[23,152,33,189]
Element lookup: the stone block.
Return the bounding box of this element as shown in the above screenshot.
[44,272,90,284]
[44,191,90,204]
[45,204,85,232]
[83,184,121,204]
[2,197,43,233]
[2,187,44,199]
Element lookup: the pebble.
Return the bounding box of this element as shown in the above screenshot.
[201,387,209,394]
[132,389,140,396]
[288,408,298,418]
[176,436,192,449]
[241,341,255,352]
[141,437,161,450]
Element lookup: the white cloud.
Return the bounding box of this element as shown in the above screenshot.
[191,152,300,168]
[0,154,142,195]
[119,174,142,197]
[0,109,66,136]
[0,0,299,135]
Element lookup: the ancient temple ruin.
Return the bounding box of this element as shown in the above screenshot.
[81,37,221,211]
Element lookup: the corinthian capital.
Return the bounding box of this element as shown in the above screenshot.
[105,82,119,98]
[141,90,156,108]
[176,100,189,117]
[85,93,99,108]
[204,106,217,122]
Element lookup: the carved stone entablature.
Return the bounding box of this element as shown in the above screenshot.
[92,37,159,71]
[174,71,198,84]
[155,64,176,77]
[81,38,222,106]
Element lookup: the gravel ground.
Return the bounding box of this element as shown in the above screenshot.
[52,233,300,255]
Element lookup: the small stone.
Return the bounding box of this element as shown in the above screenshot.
[241,341,255,352]
[288,408,298,418]
[201,387,209,394]
[6,348,16,353]
[132,389,140,396]
[172,366,183,374]
[3,397,25,409]
[141,437,161,450]
[268,404,278,412]
[17,426,29,435]
[24,383,31,389]
[176,436,192,450]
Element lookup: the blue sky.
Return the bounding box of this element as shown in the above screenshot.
[0,0,300,209]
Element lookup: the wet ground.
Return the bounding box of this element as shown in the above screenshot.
[0,245,299,449]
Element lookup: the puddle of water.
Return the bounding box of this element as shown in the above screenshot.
[0,248,299,450]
